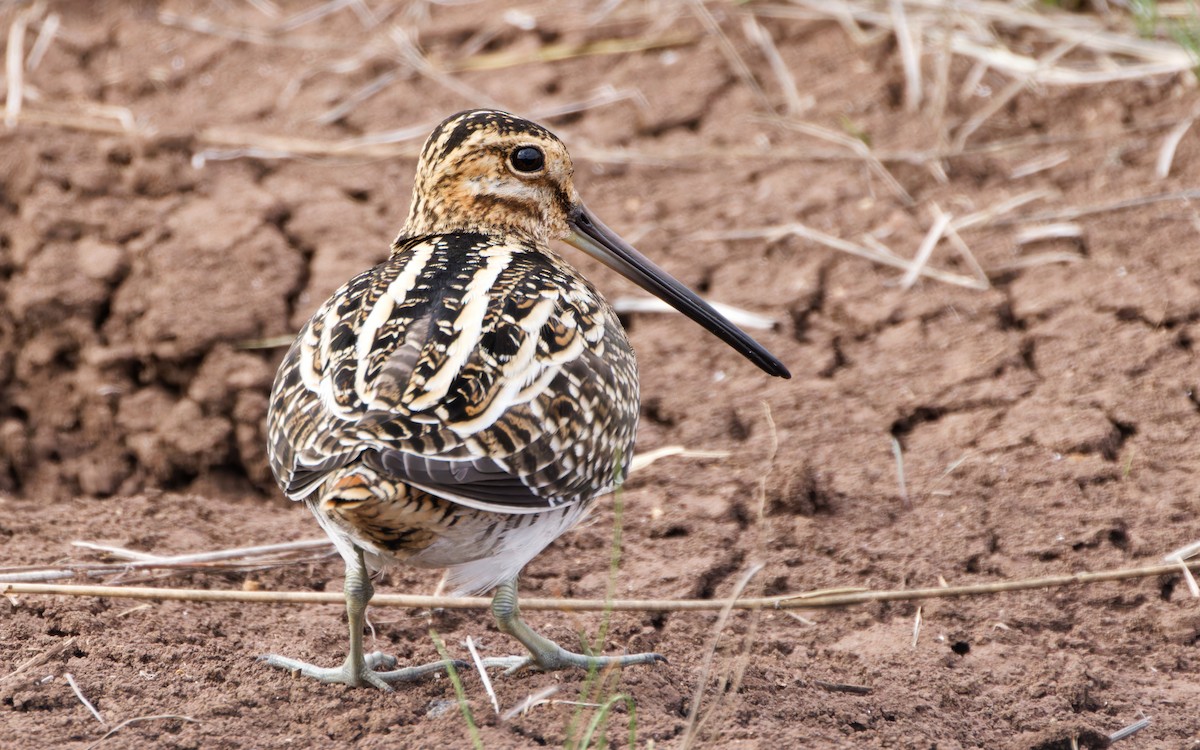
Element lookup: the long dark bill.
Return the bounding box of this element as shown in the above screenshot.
[566,205,790,379]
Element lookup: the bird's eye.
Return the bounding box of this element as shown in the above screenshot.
[509,146,545,174]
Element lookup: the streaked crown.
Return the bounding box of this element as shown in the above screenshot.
[401,110,582,245]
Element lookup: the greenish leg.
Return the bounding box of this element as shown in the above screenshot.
[262,547,460,690]
[489,577,665,674]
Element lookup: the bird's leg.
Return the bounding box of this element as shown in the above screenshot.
[262,547,460,690]
[490,577,665,673]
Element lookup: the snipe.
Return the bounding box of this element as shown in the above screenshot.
[264,109,789,689]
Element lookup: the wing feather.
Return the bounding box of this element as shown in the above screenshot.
[266,233,638,514]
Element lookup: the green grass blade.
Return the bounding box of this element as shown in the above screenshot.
[429,627,484,750]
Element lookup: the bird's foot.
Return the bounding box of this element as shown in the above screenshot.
[524,642,666,673]
[261,650,463,691]
[482,647,665,676]
[490,577,665,676]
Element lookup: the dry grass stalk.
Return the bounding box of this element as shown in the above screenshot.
[25,10,58,71]
[950,189,1055,233]
[502,685,561,720]
[1014,223,1083,245]
[157,11,312,48]
[1108,716,1151,743]
[1176,560,1200,598]
[935,205,990,288]
[276,0,358,33]
[448,33,696,73]
[160,0,385,49]
[689,0,772,112]
[85,715,200,750]
[890,436,911,507]
[0,637,77,685]
[388,25,499,110]
[245,0,282,19]
[742,16,810,115]
[465,636,499,714]
[765,115,915,204]
[313,68,402,125]
[680,406,778,746]
[890,0,922,112]
[994,188,1200,226]
[0,538,335,584]
[197,87,644,165]
[900,210,952,289]
[681,562,764,750]
[951,40,1077,153]
[1155,102,1200,179]
[928,5,954,139]
[15,104,137,135]
[4,4,33,128]
[1010,149,1071,179]
[1164,539,1200,561]
[697,221,986,289]
[9,559,1199,612]
[65,673,106,726]
[987,251,1084,273]
[781,0,1198,85]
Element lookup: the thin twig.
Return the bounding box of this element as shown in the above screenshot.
[72,538,332,565]
[8,559,1199,611]
[928,6,953,146]
[890,0,922,112]
[448,33,695,73]
[697,221,985,288]
[891,436,911,508]
[1108,716,1151,743]
[0,539,337,583]
[741,17,809,115]
[85,715,199,750]
[1174,559,1200,598]
[992,189,1200,226]
[986,251,1084,273]
[1164,539,1200,561]
[689,0,772,112]
[1,637,76,685]
[952,40,1077,153]
[501,685,560,720]
[900,210,951,289]
[934,204,990,288]
[1010,149,1070,179]
[813,679,872,695]
[25,11,58,72]
[465,636,499,715]
[950,188,1055,232]
[1014,223,1083,245]
[64,673,106,726]
[1155,104,1200,179]
[5,6,33,128]
[764,116,914,204]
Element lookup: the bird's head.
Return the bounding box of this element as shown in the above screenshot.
[403,109,580,244]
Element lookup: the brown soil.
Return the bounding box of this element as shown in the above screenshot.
[2,2,1199,748]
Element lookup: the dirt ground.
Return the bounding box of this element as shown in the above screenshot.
[2,1,1199,748]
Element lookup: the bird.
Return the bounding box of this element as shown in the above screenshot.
[263,109,790,690]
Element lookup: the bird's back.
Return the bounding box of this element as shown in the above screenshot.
[267,231,640,522]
